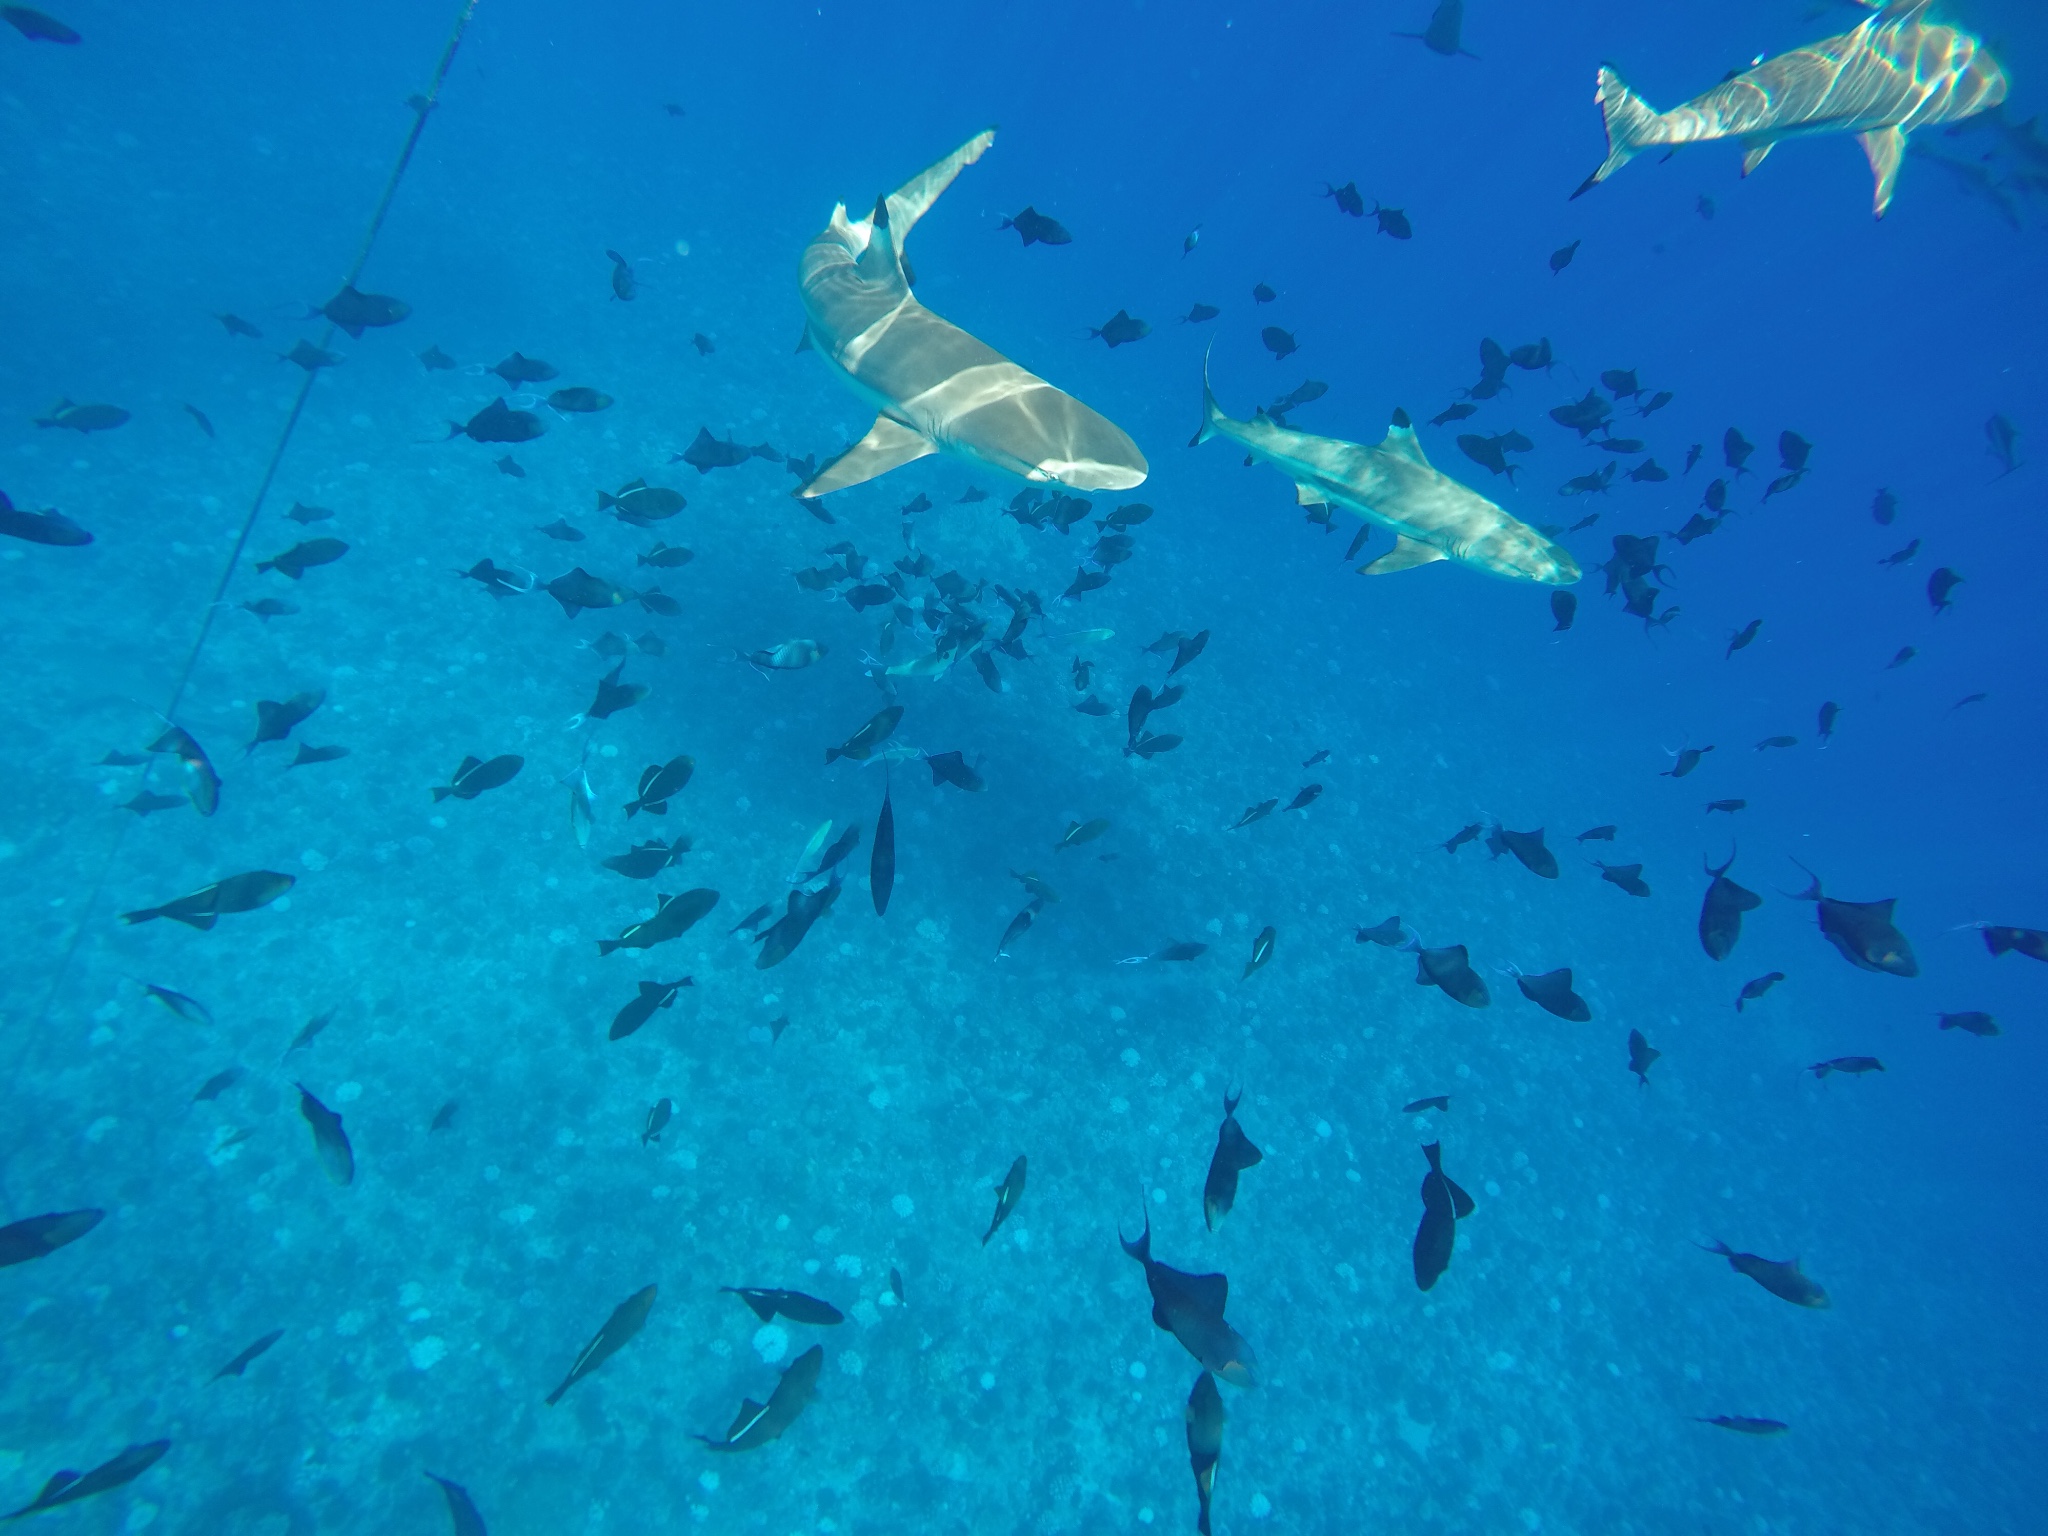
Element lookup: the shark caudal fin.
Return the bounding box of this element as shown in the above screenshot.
[1189,346,1224,448]
[1573,66,1662,199]
[882,128,998,241]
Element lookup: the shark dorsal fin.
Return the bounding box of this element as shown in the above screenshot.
[883,129,998,245]
[1378,416,1431,468]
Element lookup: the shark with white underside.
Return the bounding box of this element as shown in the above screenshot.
[1192,368,1579,586]
[1574,0,2006,218]
[794,130,1147,500]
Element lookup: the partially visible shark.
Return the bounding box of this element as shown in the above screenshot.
[1193,369,1579,586]
[1574,0,2007,217]
[795,131,1147,499]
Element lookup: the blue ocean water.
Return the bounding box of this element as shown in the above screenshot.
[3,0,2044,1531]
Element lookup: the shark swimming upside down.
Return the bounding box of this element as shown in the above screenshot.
[794,130,1147,499]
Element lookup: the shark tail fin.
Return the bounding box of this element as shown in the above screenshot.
[1189,344,1223,448]
[883,128,998,244]
[1573,66,1660,199]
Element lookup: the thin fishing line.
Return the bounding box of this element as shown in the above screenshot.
[19,0,484,1062]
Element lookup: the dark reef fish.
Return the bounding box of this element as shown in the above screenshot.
[624,756,694,817]
[546,1283,657,1405]
[0,494,93,547]
[425,1472,489,1536]
[998,206,1071,245]
[1627,1028,1661,1085]
[212,1329,285,1381]
[1202,1091,1264,1231]
[1938,1011,1999,1037]
[1410,941,1489,1007]
[597,888,720,956]
[601,838,688,880]
[695,1345,823,1451]
[248,690,323,753]
[1514,966,1591,1021]
[0,1208,103,1268]
[721,1288,845,1326]
[256,538,348,579]
[433,754,523,803]
[2,1441,170,1521]
[1787,864,1916,976]
[1185,1370,1225,1536]
[315,284,409,338]
[609,979,690,1040]
[1699,1240,1829,1308]
[146,724,220,816]
[120,870,293,928]
[1488,823,1557,877]
[1978,924,2048,963]
[1736,972,1785,1011]
[1699,851,1762,960]
[449,398,544,444]
[871,785,895,917]
[1809,1056,1884,1078]
[296,1083,355,1186]
[982,1155,1027,1246]
[1411,1141,1475,1291]
[1595,861,1651,898]
[1697,1416,1788,1436]
[1089,309,1150,348]
[1120,1209,1259,1385]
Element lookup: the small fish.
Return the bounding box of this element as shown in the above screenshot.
[1302,748,1331,767]
[1057,818,1111,851]
[1724,427,1755,476]
[721,1287,845,1326]
[693,333,715,355]
[1284,784,1322,812]
[459,558,532,597]
[1403,1095,1450,1114]
[1322,180,1366,216]
[982,1155,1027,1246]
[638,542,693,568]
[872,786,896,917]
[449,397,544,444]
[624,755,694,817]
[1705,799,1746,815]
[641,1097,674,1145]
[1185,1370,1225,1536]
[255,538,348,580]
[289,743,348,768]
[33,399,129,433]
[605,248,637,301]
[145,983,213,1026]
[0,1441,170,1521]
[1664,745,1715,778]
[1490,824,1558,878]
[1979,925,2048,963]
[1411,1141,1476,1291]
[585,661,647,721]
[1697,1416,1788,1436]
[1431,401,1477,426]
[1809,1056,1884,1078]
[546,1283,657,1405]
[548,386,613,414]
[1549,239,1580,275]
[1639,391,1674,417]
[1683,443,1702,474]
[315,284,409,338]
[1181,302,1220,325]
[490,351,558,387]
[1251,282,1276,303]
[1627,458,1669,483]
[601,837,689,880]
[1411,942,1490,1007]
[121,870,293,929]
[1938,1011,1999,1037]
[248,689,324,753]
[192,1067,242,1102]
[1355,916,1407,947]
[418,344,457,370]
[1119,1210,1258,1384]
[926,750,985,792]
[1927,566,1963,613]
[694,1345,823,1451]
[147,723,221,816]
[212,1329,285,1381]
[1948,692,1988,714]
[0,1209,104,1268]
[280,340,342,371]
[538,518,585,542]
[1735,972,1785,1012]
[496,455,525,478]
[1242,925,1277,979]
[1877,538,1921,569]
[610,979,691,1041]
[1441,822,1482,854]
[1595,861,1651,898]
[742,638,826,673]
[995,902,1039,958]
[425,1472,489,1536]
[183,403,215,438]
[1699,850,1762,960]
[216,312,262,338]
[296,1083,354,1185]
[1576,825,1617,843]
[1698,1240,1828,1308]
[1725,620,1761,658]
[0,498,93,546]
[1627,1028,1661,1085]
[1231,799,1279,831]
[1089,309,1150,348]
[284,502,333,525]
[599,479,687,524]
[433,754,523,802]
[598,888,720,956]
[1754,736,1797,752]
[998,205,1072,245]
[1515,966,1591,1021]
[1203,1090,1264,1229]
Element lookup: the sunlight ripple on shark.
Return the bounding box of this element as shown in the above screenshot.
[1193,364,1579,586]
[1574,0,2006,218]
[794,130,1147,499]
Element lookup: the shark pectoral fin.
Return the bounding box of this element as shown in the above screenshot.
[801,415,935,497]
[1377,416,1432,468]
[1359,535,1447,575]
[1294,482,1328,507]
[1740,139,1776,177]
[1858,126,1908,217]
[884,128,998,241]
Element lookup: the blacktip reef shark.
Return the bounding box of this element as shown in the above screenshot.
[1192,365,1579,586]
[1574,0,2006,217]
[795,130,1147,499]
